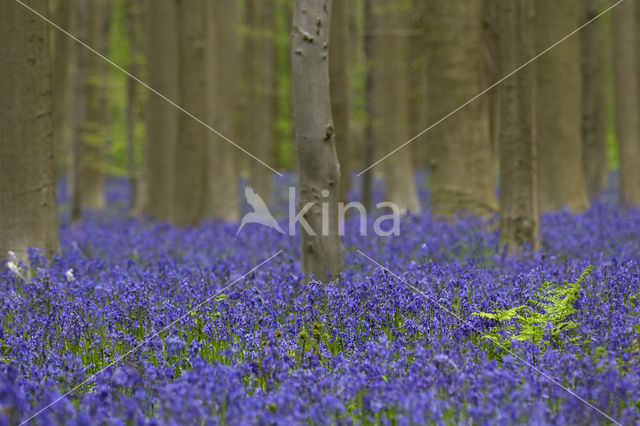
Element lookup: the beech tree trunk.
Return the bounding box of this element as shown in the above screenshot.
[203,0,240,222]
[174,0,207,226]
[70,0,88,222]
[51,0,74,173]
[292,0,344,281]
[81,0,110,210]
[369,0,420,213]
[245,0,276,203]
[0,0,60,261]
[535,0,589,213]
[612,0,640,206]
[581,0,608,200]
[330,0,350,203]
[424,0,497,217]
[498,0,539,253]
[143,0,178,222]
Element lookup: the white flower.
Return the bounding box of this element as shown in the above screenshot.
[7,261,21,276]
[65,269,75,282]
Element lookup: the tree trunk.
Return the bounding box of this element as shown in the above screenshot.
[203,0,240,221]
[81,0,110,210]
[245,0,276,203]
[612,0,640,206]
[125,0,141,213]
[70,0,88,222]
[330,0,350,203]
[535,0,589,213]
[144,0,178,222]
[174,0,207,226]
[498,0,539,253]
[292,0,344,281]
[362,0,374,211]
[581,0,608,200]
[424,0,497,217]
[51,0,74,175]
[369,0,420,213]
[0,0,60,261]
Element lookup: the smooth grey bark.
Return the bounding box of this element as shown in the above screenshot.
[292,0,344,281]
[0,0,60,261]
[245,0,276,204]
[535,0,589,213]
[369,0,420,213]
[203,0,240,222]
[362,0,374,212]
[330,0,350,204]
[70,0,88,222]
[498,0,540,253]
[143,0,178,222]
[612,0,640,206]
[125,0,142,213]
[581,0,608,200]
[174,0,207,226]
[424,0,497,217]
[52,0,74,174]
[81,0,110,210]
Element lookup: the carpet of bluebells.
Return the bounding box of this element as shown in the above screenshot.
[1,174,640,425]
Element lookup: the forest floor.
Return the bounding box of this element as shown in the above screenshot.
[1,175,640,425]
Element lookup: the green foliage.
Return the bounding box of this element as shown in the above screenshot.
[472,266,595,358]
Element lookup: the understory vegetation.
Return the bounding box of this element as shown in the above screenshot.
[1,177,640,425]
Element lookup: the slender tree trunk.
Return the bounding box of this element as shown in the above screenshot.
[362,0,374,212]
[483,0,500,157]
[246,0,276,203]
[173,0,207,226]
[70,0,88,223]
[330,0,350,204]
[144,0,178,222]
[613,0,640,206]
[424,0,497,217]
[292,0,344,281]
[370,0,420,213]
[498,0,539,253]
[581,0,608,200]
[125,0,140,212]
[535,0,589,213]
[82,0,110,210]
[203,0,240,221]
[0,0,60,261]
[51,0,73,175]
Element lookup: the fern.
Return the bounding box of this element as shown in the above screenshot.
[472,265,594,358]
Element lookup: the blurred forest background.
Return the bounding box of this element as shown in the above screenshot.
[46,0,636,220]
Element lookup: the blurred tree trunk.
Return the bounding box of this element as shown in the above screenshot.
[203,0,240,221]
[330,0,350,203]
[535,0,589,213]
[125,0,142,213]
[51,0,74,175]
[144,0,178,222]
[370,0,420,213]
[70,0,87,222]
[174,0,207,226]
[581,0,608,200]
[407,2,427,171]
[483,0,500,156]
[613,0,640,206]
[0,0,60,261]
[245,0,276,203]
[362,0,374,211]
[424,0,497,217]
[292,0,344,281]
[498,0,539,253]
[81,0,110,210]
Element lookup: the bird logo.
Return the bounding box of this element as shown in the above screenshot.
[237,186,285,235]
